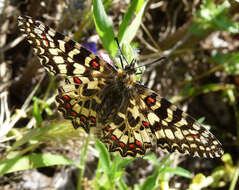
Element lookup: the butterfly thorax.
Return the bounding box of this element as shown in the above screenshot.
[116,66,137,88]
[97,67,137,124]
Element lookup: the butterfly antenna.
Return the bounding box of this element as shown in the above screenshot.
[114,37,129,69]
[136,56,167,68]
[129,58,134,66]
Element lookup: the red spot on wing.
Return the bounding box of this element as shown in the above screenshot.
[89,116,96,123]
[90,60,100,70]
[80,115,87,121]
[105,125,111,132]
[73,77,82,84]
[42,35,49,46]
[111,135,117,141]
[146,97,155,106]
[142,121,149,128]
[71,111,77,117]
[186,135,199,139]
[65,102,71,109]
[63,95,71,101]
[42,35,47,40]
[129,144,135,149]
[135,141,142,147]
[119,142,125,147]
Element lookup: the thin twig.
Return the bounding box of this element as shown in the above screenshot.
[141,22,161,52]
[175,61,228,88]
[164,32,192,57]
[0,74,45,140]
[0,36,24,52]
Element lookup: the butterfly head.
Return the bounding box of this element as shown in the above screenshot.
[117,59,137,87]
[114,38,143,83]
[124,59,137,74]
[114,38,167,82]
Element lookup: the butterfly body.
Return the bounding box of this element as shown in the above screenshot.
[18,16,224,158]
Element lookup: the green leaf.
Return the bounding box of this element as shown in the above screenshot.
[10,127,45,151]
[118,0,141,41]
[157,154,171,169]
[94,137,111,174]
[190,0,239,35]
[121,1,147,43]
[180,81,234,99]
[189,23,208,36]
[10,120,77,152]
[93,0,116,56]
[140,169,159,190]
[213,53,239,75]
[110,156,120,182]
[144,154,159,167]
[117,157,135,170]
[161,167,192,179]
[0,154,80,175]
[213,15,239,34]
[118,178,129,190]
[197,117,206,124]
[33,99,43,126]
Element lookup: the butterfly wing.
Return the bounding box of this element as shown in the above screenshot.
[136,84,224,158]
[18,16,116,77]
[56,77,107,132]
[18,16,115,132]
[99,97,155,157]
[99,83,223,158]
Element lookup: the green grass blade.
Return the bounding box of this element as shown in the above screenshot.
[10,120,76,152]
[0,153,80,175]
[120,1,147,43]
[162,167,192,179]
[140,169,159,190]
[116,157,135,170]
[33,99,43,126]
[117,0,141,41]
[77,135,90,190]
[93,0,116,56]
[118,178,129,190]
[94,137,111,174]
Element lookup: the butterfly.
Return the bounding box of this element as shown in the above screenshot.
[18,16,223,158]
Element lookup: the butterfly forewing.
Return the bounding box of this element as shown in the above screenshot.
[18,16,115,77]
[18,16,223,158]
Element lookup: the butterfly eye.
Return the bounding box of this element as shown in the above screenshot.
[125,65,136,74]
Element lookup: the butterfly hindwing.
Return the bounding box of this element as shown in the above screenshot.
[136,84,224,158]
[56,77,108,132]
[99,97,155,157]
[100,84,223,158]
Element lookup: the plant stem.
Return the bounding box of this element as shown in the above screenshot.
[229,161,239,190]
[77,134,90,190]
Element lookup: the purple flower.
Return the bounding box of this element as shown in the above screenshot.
[83,42,98,54]
[99,52,113,66]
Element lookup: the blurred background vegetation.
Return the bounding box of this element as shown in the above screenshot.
[0,0,239,189]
